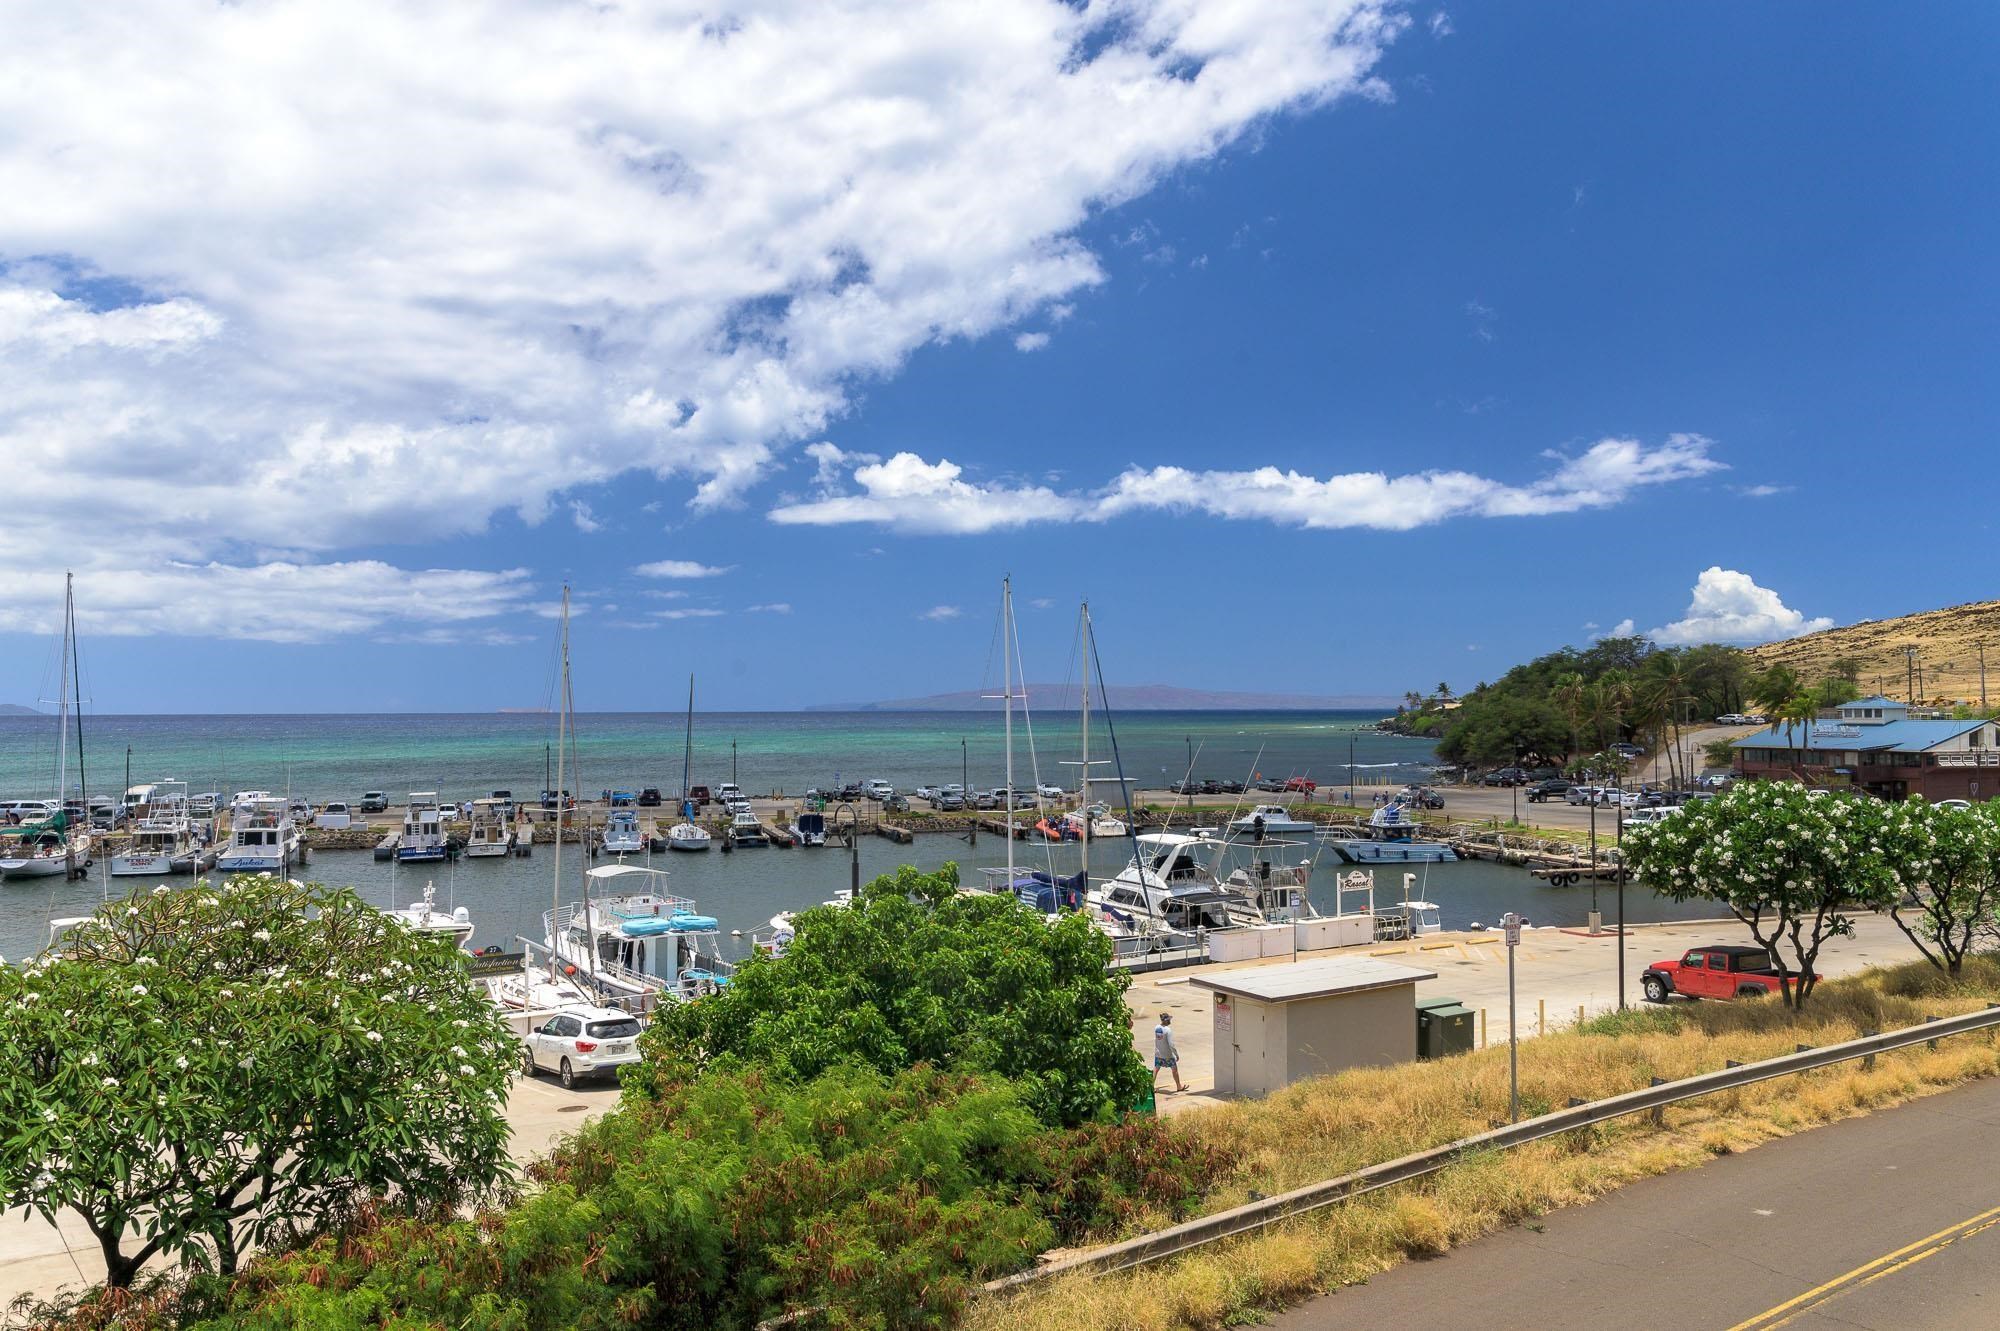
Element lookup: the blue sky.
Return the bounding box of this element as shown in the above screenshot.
[1,2,1994,712]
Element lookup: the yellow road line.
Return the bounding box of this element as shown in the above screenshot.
[1726,1202,2000,1330]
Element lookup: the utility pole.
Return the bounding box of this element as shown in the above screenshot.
[1906,646,1918,705]
[1982,640,1990,712]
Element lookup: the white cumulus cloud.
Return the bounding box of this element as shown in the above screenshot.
[0,0,1407,638]
[1014,332,1051,352]
[1645,568,1833,646]
[919,605,963,622]
[773,434,1723,534]
[634,560,733,579]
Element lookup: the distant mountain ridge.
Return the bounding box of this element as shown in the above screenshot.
[0,704,43,716]
[812,684,1396,712]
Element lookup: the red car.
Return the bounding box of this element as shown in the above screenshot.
[1641,945,1814,1003]
[1283,776,1317,794]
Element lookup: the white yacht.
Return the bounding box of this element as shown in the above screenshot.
[462,797,514,858]
[1226,804,1319,840]
[216,797,302,873]
[111,781,211,877]
[666,818,712,852]
[543,886,732,1010]
[601,808,645,856]
[0,824,86,880]
[395,795,450,863]
[487,967,593,1011]
[790,810,827,846]
[725,810,765,848]
[1088,832,1236,932]
[378,880,473,946]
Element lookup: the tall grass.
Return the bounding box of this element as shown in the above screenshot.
[972,956,2000,1331]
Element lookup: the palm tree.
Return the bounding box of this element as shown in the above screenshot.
[1552,672,1587,761]
[1779,692,1820,778]
[1643,652,1696,786]
[1752,664,1801,718]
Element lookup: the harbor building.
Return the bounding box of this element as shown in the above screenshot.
[1730,695,2000,801]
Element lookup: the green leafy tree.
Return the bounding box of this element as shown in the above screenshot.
[1622,782,1899,1008]
[639,863,1149,1126]
[0,875,515,1289]
[1875,798,2000,975]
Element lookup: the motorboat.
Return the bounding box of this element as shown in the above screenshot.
[1064,802,1126,837]
[790,810,827,846]
[601,808,645,856]
[1329,801,1458,864]
[1226,804,1319,840]
[379,880,474,947]
[111,784,212,877]
[726,810,766,848]
[1087,832,1236,932]
[1373,871,1444,939]
[216,797,303,873]
[395,801,451,863]
[544,887,733,1010]
[462,797,515,858]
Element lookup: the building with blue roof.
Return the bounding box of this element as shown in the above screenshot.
[1732,695,2000,800]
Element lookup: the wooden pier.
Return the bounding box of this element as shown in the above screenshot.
[874,822,914,845]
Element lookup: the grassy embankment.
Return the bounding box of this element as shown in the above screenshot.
[974,955,2000,1331]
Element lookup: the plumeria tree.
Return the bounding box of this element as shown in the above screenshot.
[1622,781,1899,1008]
[1875,797,2000,975]
[0,875,515,1289]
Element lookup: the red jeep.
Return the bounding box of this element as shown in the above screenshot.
[1641,945,1813,1003]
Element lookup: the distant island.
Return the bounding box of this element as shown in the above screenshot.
[812,684,1397,712]
[0,703,43,716]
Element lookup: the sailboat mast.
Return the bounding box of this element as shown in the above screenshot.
[1003,575,1015,881]
[55,574,72,812]
[68,575,86,816]
[682,675,694,802]
[551,586,569,979]
[1078,601,1090,861]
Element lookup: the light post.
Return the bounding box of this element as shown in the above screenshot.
[963,740,975,846]
[731,739,738,788]
[1616,808,1627,1009]
[835,801,859,898]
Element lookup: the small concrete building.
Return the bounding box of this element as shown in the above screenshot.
[1191,955,1437,1099]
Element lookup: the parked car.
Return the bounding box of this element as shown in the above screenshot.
[1253,778,1288,793]
[1479,768,1527,787]
[936,791,965,811]
[520,1005,645,1088]
[437,802,462,821]
[1198,779,1222,795]
[608,791,637,808]
[973,790,999,811]
[1564,785,1602,806]
[358,790,390,813]
[1937,798,1973,811]
[315,801,353,830]
[715,783,744,804]
[1217,779,1246,795]
[1641,946,1813,1004]
[1525,779,1572,803]
[883,793,911,813]
[1621,806,1680,830]
[687,785,713,806]
[865,779,894,801]
[1401,785,1446,809]
[1610,742,1646,760]
[1037,783,1065,799]
[489,789,515,816]
[1283,776,1318,794]
[725,798,752,816]
[637,788,662,807]
[915,786,938,803]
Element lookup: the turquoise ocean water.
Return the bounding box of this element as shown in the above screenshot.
[0,710,1711,959]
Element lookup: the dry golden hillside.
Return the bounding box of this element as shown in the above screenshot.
[1749,599,2000,706]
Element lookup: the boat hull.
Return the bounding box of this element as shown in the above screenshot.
[462,841,511,858]
[668,834,711,852]
[1335,842,1458,864]
[0,856,72,879]
[217,854,288,872]
[110,852,182,877]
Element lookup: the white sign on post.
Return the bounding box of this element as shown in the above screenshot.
[1502,910,1522,948]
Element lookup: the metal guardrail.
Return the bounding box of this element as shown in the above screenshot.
[985,1002,2000,1293]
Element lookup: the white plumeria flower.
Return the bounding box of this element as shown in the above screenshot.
[175,1055,189,1070]
[131,984,147,996]
[101,1077,119,1089]
[365,1030,383,1043]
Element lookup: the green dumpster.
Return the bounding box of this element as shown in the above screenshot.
[1415,996,1475,1059]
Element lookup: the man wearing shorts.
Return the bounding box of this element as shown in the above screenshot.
[1153,1011,1183,1093]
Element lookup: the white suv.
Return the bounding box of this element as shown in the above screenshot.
[865,779,894,801]
[520,1006,645,1088]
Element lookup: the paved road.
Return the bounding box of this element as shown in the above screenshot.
[1273,1073,2000,1329]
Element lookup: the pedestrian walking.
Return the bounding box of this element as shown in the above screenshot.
[1153,1011,1183,1093]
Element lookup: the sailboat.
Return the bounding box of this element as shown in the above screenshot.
[1,574,93,883]
[666,676,712,852]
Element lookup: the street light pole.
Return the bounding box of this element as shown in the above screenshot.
[964,739,975,847]
[835,801,859,898]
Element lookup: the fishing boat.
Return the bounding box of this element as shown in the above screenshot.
[216,796,303,873]
[1330,800,1458,864]
[462,797,514,857]
[1087,832,1236,932]
[790,810,827,846]
[395,796,451,863]
[110,780,211,877]
[726,810,766,847]
[2,575,94,882]
[378,880,474,946]
[666,676,712,851]
[601,808,645,856]
[1064,802,1126,838]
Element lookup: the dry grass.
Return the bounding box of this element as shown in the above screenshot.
[971,957,2000,1331]
[1746,597,2000,706]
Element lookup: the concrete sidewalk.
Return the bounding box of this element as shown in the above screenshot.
[1132,912,1925,1113]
